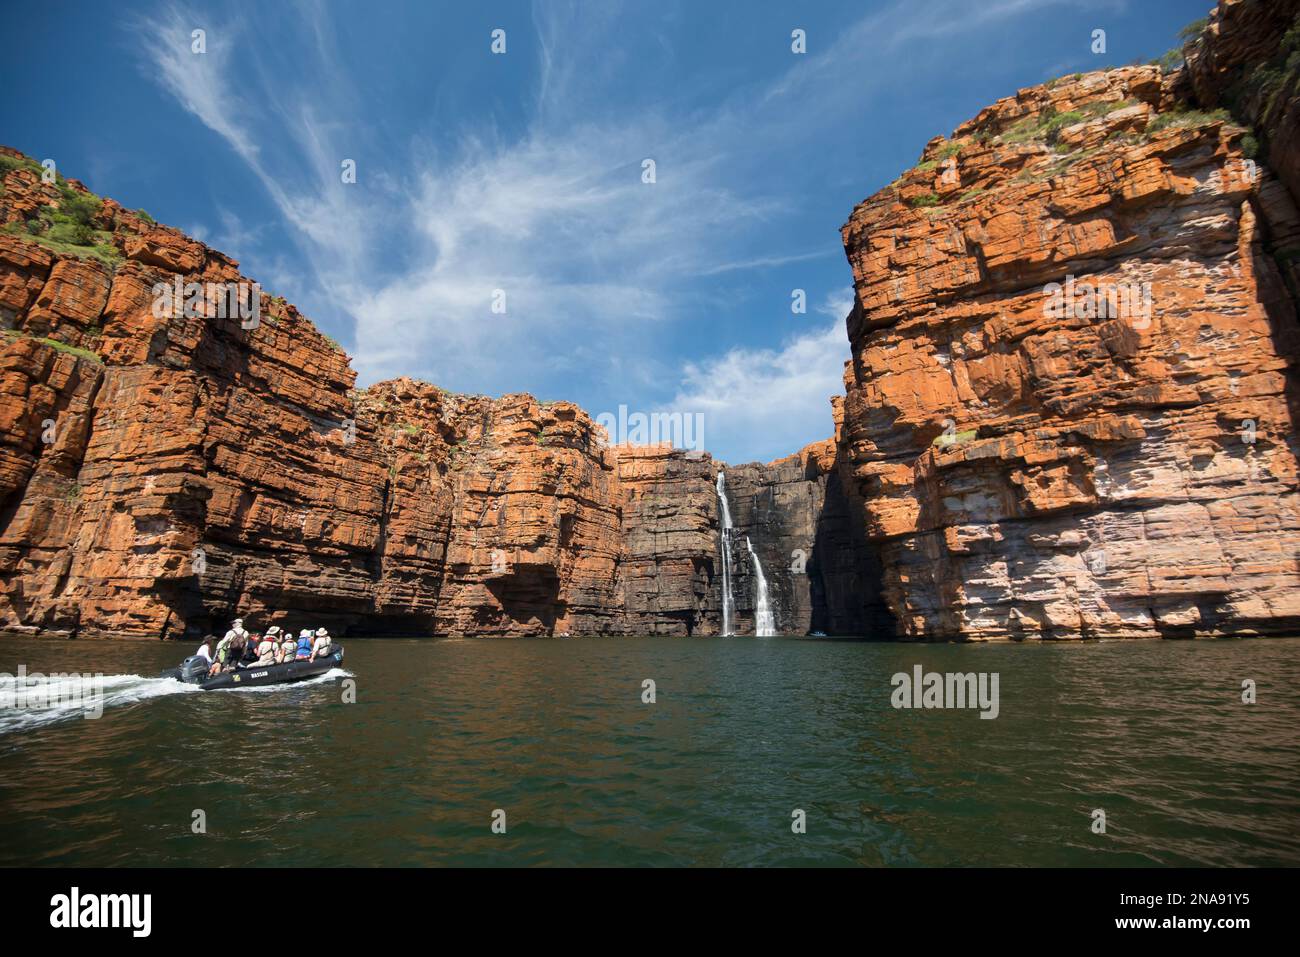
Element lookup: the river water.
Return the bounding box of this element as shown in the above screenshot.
[1,634,1297,867]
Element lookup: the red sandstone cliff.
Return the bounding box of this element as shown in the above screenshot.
[0,143,860,639]
[835,0,1300,639]
[0,187,727,638]
[2,0,1297,642]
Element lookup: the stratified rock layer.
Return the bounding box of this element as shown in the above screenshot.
[1181,0,1300,201]
[836,45,1300,638]
[0,155,854,638]
[3,0,1297,642]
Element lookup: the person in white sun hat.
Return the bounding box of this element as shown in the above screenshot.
[310,627,333,661]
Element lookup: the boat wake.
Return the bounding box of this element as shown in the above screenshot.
[0,672,199,735]
[0,667,353,734]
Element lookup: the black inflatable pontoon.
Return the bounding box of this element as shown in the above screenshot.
[163,645,345,691]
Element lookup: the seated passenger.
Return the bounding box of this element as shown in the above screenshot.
[253,633,277,666]
[296,629,314,660]
[236,635,256,667]
[280,632,297,663]
[309,627,333,661]
[263,626,284,663]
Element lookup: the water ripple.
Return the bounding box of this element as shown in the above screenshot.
[0,635,1296,866]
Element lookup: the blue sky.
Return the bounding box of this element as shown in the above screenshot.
[1,0,1208,463]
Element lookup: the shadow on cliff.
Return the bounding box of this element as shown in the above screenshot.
[806,456,897,638]
[484,567,561,634]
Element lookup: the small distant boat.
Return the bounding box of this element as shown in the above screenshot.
[809,631,827,637]
[162,646,345,691]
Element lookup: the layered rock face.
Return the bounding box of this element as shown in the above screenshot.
[1181,0,1300,201]
[0,156,849,638]
[4,0,1297,642]
[612,445,721,635]
[836,35,1300,637]
[0,165,390,637]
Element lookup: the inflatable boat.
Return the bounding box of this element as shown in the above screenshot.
[163,645,345,690]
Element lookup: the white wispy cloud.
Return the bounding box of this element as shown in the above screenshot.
[670,319,849,465]
[137,0,1087,460]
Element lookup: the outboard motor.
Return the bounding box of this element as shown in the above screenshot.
[177,656,210,684]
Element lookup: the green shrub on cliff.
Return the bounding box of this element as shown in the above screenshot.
[4,334,104,364]
[1000,112,1048,145]
[1178,18,1208,44]
[933,429,977,449]
[1145,107,1233,135]
[3,220,121,268]
[0,154,41,177]
[3,170,121,267]
[1006,105,1121,149]
[39,338,100,363]
[1042,110,1085,144]
[1080,98,1136,118]
[58,192,100,227]
[907,193,941,208]
[1151,48,1185,71]
[1002,106,1075,146]
[1218,17,1300,152]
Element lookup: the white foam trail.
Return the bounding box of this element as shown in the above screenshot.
[0,666,353,733]
[0,672,199,735]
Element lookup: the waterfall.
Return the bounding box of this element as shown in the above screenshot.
[746,536,776,637]
[716,471,776,638]
[716,471,735,636]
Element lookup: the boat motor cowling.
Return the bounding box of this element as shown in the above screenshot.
[177,656,210,683]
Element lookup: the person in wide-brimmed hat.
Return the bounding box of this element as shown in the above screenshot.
[310,627,333,662]
[210,619,249,675]
[259,625,287,663]
[295,629,315,660]
[252,630,277,667]
[277,629,297,664]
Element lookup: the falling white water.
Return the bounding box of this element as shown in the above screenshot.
[716,471,735,636]
[746,536,777,637]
